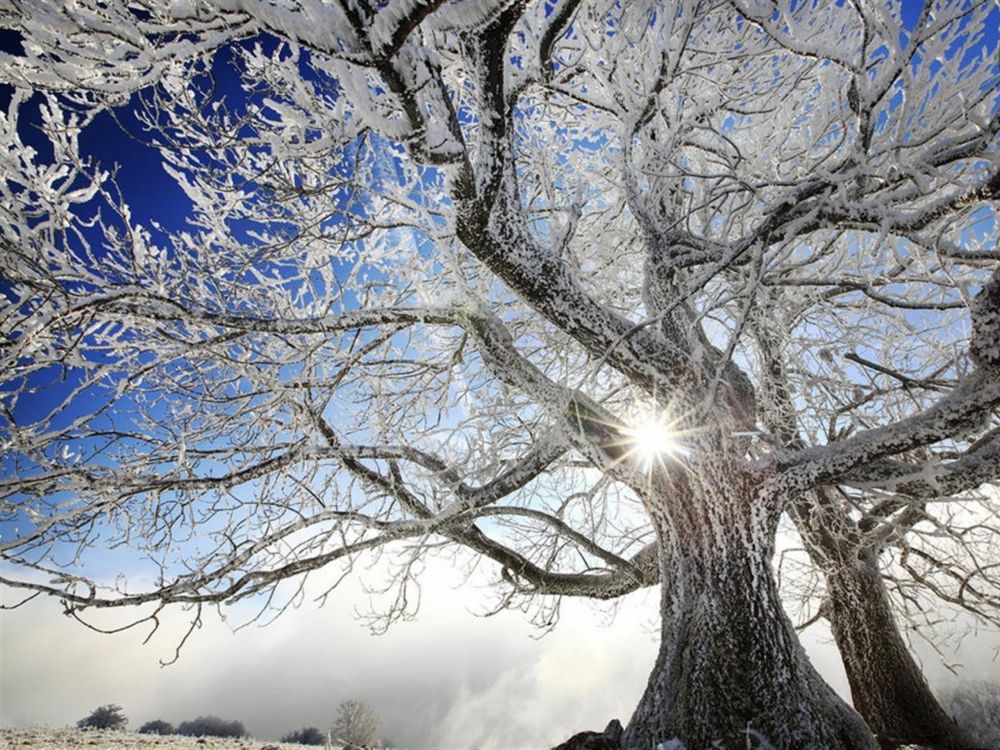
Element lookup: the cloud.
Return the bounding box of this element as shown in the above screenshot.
[4,559,996,748]
[1,562,657,748]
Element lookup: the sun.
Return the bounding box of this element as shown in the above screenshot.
[624,413,688,469]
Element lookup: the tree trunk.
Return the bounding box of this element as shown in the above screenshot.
[826,551,975,750]
[623,465,877,750]
[790,497,976,750]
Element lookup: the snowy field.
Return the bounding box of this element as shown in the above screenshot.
[0,728,330,750]
[0,727,937,750]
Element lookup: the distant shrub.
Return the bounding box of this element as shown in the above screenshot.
[941,679,1000,748]
[138,719,174,735]
[280,726,326,745]
[77,704,127,731]
[176,715,246,738]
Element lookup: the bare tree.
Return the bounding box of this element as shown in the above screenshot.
[1,1,998,748]
[942,680,1000,749]
[333,700,380,749]
[754,273,1000,750]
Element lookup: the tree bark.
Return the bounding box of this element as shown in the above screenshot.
[790,496,976,750]
[623,464,877,750]
[825,551,975,750]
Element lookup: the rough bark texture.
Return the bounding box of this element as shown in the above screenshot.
[826,552,976,750]
[623,462,877,750]
[790,496,977,750]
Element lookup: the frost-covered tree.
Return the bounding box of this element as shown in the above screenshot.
[942,680,1000,749]
[77,704,128,731]
[138,719,175,736]
[176,715,246,738]
[333,700,380,749]
[1,1,999,748]
[281,726,326,746]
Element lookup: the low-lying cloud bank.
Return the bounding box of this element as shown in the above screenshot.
[3,563,657,747]
[3,560,995,748]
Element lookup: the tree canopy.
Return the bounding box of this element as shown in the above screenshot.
[2,1,998,747]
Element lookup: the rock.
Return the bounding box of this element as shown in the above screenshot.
[551,719,623,750]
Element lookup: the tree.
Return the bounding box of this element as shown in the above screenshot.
[753,279,998,750]
[76,704,127,731]
[138,720,175,735]
[1,1,998,748]
[281,726,326,746]
[942,680,1000,749]
[333,700,380,749]
[176,716,246,738]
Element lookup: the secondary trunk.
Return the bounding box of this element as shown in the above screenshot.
[623,462,877,750]
[826,550,974,750]
[790,498,975,749]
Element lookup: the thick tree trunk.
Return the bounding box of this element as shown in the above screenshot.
[623,465,877,750]
[826,551,975,750]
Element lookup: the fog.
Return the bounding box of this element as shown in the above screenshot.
[2,562,656,747]
[2,559,996,748]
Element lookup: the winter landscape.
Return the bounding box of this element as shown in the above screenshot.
[2,0,1000,748]
[1,701,384,750]
[0,728,334,750]
[1,728,282,750]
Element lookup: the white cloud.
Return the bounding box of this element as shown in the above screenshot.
[1,562,656,748]
[3,559,995,748]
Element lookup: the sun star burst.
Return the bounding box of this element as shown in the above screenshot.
[625,413,688,470]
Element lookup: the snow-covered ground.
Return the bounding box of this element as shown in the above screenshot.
[0,728,331,750]
[0,727,935,750]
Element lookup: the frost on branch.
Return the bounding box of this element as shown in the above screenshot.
[1,1,999,748]
[970,269,1000,370]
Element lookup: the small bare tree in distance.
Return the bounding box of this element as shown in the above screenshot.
[333,700,380,749]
